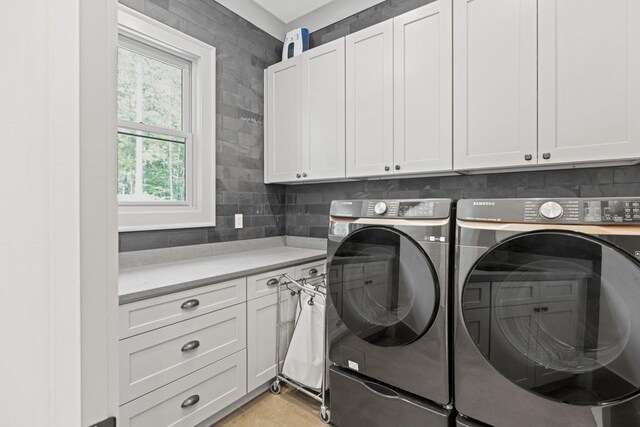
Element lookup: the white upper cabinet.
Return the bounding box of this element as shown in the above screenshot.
[265,40,346,183]
[394,1,452,175]
[302,39,346,181]
[346,20,395,178]
[538,0,640,165]
[265,59,302,182]
[453,0,538,171]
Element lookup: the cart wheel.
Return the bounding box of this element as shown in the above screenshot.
[320,407,330,424]
[270,381,281,394]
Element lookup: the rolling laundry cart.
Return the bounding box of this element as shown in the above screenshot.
[269,273,330,423]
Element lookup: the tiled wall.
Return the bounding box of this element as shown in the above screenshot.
[285,167,640,238]
[118,0,640,251]
[118,0,285,252]
[284,0,640,238]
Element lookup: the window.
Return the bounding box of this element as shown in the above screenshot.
[117,6,216,231]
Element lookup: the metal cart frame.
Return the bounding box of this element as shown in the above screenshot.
[269,273,330,423]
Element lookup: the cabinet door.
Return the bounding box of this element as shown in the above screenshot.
[533,300,582,386]
[346,20,394,178]
[491,304,538,389]
[394,1,452,174]
[538,0,640,164]
[301,39,346,181]
[464,307,490,357]
[246,291,296,392]
[453,0,537,170]
[265,58,302,183]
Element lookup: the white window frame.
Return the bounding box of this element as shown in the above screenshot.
[117,5,216,231]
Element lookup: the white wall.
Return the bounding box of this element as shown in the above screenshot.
[0,1,118,425]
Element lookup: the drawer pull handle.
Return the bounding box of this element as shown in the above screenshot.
[309,268,318,276]
[181,394,200,409]
[181,299,200,310]
[363,380,399,398]
[181,340,200,352]
[267,278,279,287]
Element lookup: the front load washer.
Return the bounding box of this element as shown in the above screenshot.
[326,199,453,426]
[455,198,640,427]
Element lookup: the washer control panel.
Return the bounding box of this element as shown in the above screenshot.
[539,201,564,220]
[330,199,451,219]
[458,198,640,224]
[373,202,388,215]
[367,201,398,216]
[584,200,640,223]
[523,199,580,222]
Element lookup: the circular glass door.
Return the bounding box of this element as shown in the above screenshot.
[461,231,640,405]
[328,226,439,347]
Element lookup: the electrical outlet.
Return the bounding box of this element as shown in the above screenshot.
[235,214,243,229]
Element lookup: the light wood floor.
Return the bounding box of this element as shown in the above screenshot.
[214,385,327,426]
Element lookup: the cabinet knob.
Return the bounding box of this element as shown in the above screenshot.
[181,340,200,352]
[181,394,200,409]
[524,154,533,161]
[267,278,279,287]
[181,299,200,310]
[384,166,390,172]
[309,268,318,276]
[542,153,551,160]
[296,173,301,178]
[302,172,308,178]
[395,165,400,171]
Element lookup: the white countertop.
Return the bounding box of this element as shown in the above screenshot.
[119,245,326,304]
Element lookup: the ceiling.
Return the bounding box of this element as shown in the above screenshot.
[215,0,386,40]
[254,0,335,24]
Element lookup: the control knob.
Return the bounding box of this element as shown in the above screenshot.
[539,201,563,220]
[373,202,388,215]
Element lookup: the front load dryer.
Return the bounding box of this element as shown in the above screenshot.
[455,198,640,427]
[326,199,453,426]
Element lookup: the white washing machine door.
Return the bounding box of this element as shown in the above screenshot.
[461,231,640,405]
[328,226,439,347]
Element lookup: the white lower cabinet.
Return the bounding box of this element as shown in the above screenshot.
[119,258,325,426]
[119,278,246,339]
[246,291,297,393]
[119,303,246,404]
[119,350,247,427]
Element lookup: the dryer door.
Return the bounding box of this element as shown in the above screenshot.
[461,231,640,405]
[328,226,439,347]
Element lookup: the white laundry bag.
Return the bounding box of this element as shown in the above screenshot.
[281,290,326,390]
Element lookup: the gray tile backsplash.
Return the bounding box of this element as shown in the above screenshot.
[285,167,640,238]
[118,0,640,252]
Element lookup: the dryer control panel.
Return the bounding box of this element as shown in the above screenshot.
[458,197,640,225]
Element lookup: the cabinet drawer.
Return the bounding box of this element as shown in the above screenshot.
[492,280,539,307]
[120,304,246,404]
[539,280,580,303]
[463,282,491,309]
[295,259,326,280]
[119,350,247,427]
[246,267,294,300]
[119,278,246,339]
[328,264,343,283]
